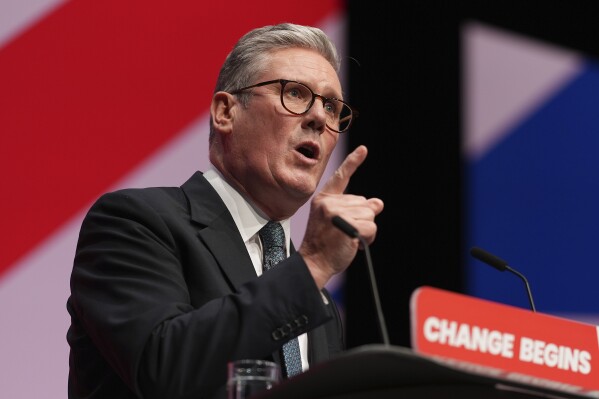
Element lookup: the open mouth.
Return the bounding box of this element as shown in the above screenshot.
[296,142,319,160]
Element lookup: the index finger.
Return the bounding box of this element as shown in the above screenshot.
[321,145,368,194]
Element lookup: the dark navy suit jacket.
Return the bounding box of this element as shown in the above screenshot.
[67,171,344,399]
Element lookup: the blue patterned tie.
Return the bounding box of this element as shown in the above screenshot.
[259,221,303,378]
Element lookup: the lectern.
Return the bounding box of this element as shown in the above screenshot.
[258,287,599,399]
[257,344,594,399]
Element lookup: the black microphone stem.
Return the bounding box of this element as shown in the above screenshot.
[505,265,536,312]
[470,246,537,313]
[359,235,390,346]
[332,216,390,346]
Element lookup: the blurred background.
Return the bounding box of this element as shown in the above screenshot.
[2,0,599,397]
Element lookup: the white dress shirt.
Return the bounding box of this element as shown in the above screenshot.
[203,166,309,372]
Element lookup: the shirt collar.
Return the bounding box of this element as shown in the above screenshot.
[203,166,291,247]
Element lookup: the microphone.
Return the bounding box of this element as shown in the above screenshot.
[331,215,359,238]
[332,216,390,345]
[470,247,536,312]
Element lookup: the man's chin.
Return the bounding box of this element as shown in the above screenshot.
[287,181,317,202]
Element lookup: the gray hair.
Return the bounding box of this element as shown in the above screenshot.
[209,23,340,141]
[215,23,340,94]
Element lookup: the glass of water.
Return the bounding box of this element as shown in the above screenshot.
[227,359,281,399]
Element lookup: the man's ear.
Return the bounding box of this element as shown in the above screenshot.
[211,91,237,134]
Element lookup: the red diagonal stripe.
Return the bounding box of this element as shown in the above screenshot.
[0,0,343,277]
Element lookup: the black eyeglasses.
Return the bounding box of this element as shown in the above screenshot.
[230,79,358,133]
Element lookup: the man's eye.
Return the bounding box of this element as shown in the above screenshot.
[324,101,337,115]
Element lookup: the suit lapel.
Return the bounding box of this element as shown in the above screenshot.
[181,172,257,289]
[198,221,257,288]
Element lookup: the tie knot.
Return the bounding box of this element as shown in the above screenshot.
[259,221,285,247]
[259,222,285,271]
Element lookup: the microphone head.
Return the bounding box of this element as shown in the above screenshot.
[470,247,509,271]
[332,216,360,238]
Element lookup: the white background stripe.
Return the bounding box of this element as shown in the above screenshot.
[462,21,582,161]
[0,0,64,49]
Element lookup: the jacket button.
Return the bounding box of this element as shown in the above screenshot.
[272,328,285,340]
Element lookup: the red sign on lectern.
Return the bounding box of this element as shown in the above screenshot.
[411,286,599,396]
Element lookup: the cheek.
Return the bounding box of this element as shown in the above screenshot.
[321,131,340,155]
[247,106,289,142]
